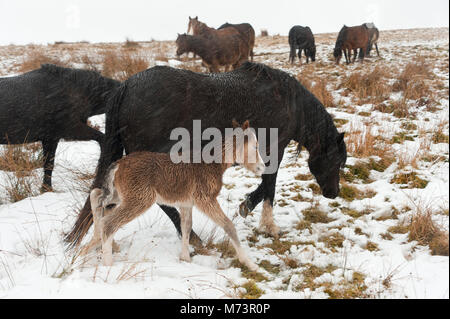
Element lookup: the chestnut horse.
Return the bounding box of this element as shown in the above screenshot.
[176,33,248,72]
[333,25,369,65]
[187,17,250,62]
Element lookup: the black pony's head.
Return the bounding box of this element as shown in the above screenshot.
[306,45,316,62]
[333,25,348,64]
[307,132,347,198]
[175,33,189,56]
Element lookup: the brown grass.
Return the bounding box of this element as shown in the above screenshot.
[19,49,66,73]
[101,50,148,81]
[0,143,43,202]
[409,210,449,256]
[300,76,335,108]
[392,56,435,104]
[339,66,391,104]
[345,122,379,158]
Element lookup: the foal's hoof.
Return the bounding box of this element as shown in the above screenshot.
[239,198,252,218]
[180,253,191,263]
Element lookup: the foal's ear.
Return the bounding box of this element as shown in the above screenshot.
[232,119,240,128]
[242,120,250,130]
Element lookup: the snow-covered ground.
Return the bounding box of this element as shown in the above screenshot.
[0,27,448,299]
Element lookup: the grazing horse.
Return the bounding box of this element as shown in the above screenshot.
[66,62,347,250]
[0,64,120,191]
[81,120,265,271]
[333,25,369,65]
[288,25,316,65]
[176,33,248,72]
[187,17,250,62]
[218,22,255,62]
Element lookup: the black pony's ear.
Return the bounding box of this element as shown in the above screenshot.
[195,16,198,20]
[337,132,345,144]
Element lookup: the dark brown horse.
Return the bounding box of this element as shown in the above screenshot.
[176,33,248,72]
[218,22,255,62]
[333,25,369,65]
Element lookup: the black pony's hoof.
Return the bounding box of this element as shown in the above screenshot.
[40,184,53,193]
[239,198,252,218]
[189,231,203,248]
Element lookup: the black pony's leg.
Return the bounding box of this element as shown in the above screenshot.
[158,204,202,246]
[289,46,296,64]
[343,49,349,64]
[297,48,302,65]
[239,181,265,217]
[41,139,58,192]
[239,144,286,237]
[258,171,282,237]
[359,48,365,62]
[63,122,104,144]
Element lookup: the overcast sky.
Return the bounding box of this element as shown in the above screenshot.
[0,0,448,45]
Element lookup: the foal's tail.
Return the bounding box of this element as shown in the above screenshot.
[64,84,127,249]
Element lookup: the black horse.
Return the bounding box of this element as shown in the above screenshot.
[0,64,120,191]
[288,26,316,64]
[218,22,255,62]
[66,62,347,248]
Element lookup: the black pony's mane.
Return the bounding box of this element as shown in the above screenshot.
[40,64,119,99]
[238,62,337,154]
[335,26,348,49]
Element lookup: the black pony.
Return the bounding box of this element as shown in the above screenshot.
[0,64,120,191]
[66,62,346,248]
[288,26,316,64]
[218,22,255,62]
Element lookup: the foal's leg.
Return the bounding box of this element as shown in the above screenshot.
[197,199,258,272]
[159,205,202,246]
[179,206,193,262]
[80,188,104,256]
[375,43,380,57]
[101,199,154,266]
[41,139,58,192]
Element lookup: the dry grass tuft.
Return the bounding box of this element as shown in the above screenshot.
[392,56,436,105]
[339,66,391,104]
[101,50,148,81]
[409,210,449,256]
[19,50,66,73]
[0,143,43,202]
[300,76,335,108]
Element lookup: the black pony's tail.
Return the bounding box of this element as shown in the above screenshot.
[64,84,127,249]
